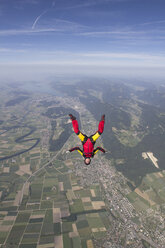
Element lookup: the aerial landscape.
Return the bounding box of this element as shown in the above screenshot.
[1,0,165,247]
[0,79,165,248]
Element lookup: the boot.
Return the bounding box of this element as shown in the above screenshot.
[101,114,105,121]
[69,114,76,120]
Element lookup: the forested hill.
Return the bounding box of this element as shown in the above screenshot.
[51,80,165,187]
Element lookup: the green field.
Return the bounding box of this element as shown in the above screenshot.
[127,171,165,211]
[0,86,116,248]
[0,144,108,248]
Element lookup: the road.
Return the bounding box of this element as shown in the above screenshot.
[19,145,64,205]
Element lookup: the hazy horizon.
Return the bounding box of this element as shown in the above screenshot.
[1,63,165,84]
[1,0,165,84]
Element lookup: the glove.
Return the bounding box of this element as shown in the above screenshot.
[101,114,105,121]
[66,150,70,153]
[69,114,76,120]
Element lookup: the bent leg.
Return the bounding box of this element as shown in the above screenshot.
[92,132,100,142]
[72,119,80,134]
[72,119,86,142]
[98,120,104,134]
[91,119,105,142]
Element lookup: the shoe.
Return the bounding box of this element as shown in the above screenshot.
[69,114,76,120]
[101,114,105,121]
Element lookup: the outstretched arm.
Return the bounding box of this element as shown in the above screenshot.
[69,114,86,142]
[69,147,83,156]
[92,115,105,142]
[93,146,106,155]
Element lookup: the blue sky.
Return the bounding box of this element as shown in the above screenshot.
[0,0,165,80]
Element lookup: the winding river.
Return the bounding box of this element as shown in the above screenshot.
[0,125,40,161]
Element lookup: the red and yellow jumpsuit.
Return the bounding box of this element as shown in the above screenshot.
[69,117,105,158]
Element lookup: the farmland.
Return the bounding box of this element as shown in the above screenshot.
[0,86,109,248]
[1,80,165,248]
[0,157,109,247]
[127,170,165,211]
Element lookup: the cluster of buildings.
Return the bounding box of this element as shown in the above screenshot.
[74,157,163,248]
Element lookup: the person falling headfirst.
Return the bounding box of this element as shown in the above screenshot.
[67,114,106,165]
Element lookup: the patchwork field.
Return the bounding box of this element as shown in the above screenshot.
[0,158,109,248]
[127,170,165,211]
[0,90,107,247]
[2,82,165,247]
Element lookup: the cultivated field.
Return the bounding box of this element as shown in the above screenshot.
[0,89,109,248]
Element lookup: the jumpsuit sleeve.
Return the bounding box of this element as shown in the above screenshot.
[72,119,86,142]
[92,120,105,142]
[69,147,83,156]
[93,147,106,155]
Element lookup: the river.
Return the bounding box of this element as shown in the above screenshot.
[0,125,40,161]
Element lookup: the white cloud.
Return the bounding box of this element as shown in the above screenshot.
[140,20,165,26]
[0,48,26,53]
[0,28,60,36]
[32,10,49,29]
[61,0,135,10]
[80,52,165,61]
[1,49,165,68]
[79,30,146,37]
[42,50,165,65]
[0,18,85,36]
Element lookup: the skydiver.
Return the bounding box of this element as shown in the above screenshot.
[67,114,106,165]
